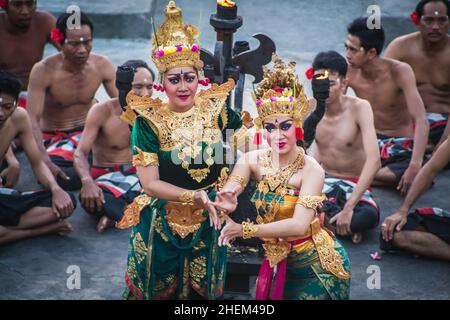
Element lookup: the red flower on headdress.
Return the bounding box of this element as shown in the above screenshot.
[51,28,65,43]
[272,86,284,93]
[410,11,420,26]
[0,0,7,9]
[305,67,314,80]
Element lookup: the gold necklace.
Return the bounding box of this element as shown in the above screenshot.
[255,147,305,224]
[164,104,217,183]
[262,147,305,191]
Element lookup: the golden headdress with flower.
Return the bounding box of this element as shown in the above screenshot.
[252,54,311,144]
[152,1,204,74]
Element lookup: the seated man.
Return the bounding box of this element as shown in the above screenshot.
[27,12,118,191]
[380,135,450,261]
[307,51,381,244]
[74,60,154,233]
[346,17,430,195]
[0,0,59,97]
[0,71,75,245]
[385,0,450,152]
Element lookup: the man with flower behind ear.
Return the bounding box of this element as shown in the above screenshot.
[26,12,118,191]
[385,0,450,154]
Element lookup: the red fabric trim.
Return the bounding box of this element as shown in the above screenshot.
[125,272,142,300]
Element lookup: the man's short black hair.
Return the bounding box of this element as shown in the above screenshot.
[55,12,94,44]
[122,60,155,82]
[347,17,385,55]
[416,0,450,18]
[312,51,348,78]
[0,71,22,100]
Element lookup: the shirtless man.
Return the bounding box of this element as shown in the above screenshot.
[380,135,450,261]
[0,71,75,245]
[74,60,154,233]
[308,51,381,244]
[27,12,118,191]
[385,0,450,151]
[346,17,429,195]
[0,0,59,91]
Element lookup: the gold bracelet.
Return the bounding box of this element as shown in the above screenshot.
[179,190,195,205]
[228,174,247,190]
[242,221,259,239]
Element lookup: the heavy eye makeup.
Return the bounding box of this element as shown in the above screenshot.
[264,121,293,132]
[167,72,197,85]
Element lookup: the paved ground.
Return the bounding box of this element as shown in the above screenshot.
[1,0,449,300]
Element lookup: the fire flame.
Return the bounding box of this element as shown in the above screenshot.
[217,0,236,8]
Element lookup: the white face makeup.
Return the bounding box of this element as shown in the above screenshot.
[434,11,440,15]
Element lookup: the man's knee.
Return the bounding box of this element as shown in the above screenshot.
[351,204,379,232]
[375,166,398,184]
[0,226,8,238]
[392,231,409,249]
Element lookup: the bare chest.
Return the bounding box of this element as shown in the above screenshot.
[97,117,131,150]
[316,116,360,151]
[350,75,404,114]
[408,54,450,90]
[47,69,102,107]
[0,30,47,71]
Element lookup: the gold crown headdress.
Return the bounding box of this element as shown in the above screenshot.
[252,54,311,144]
[151,1,204,74]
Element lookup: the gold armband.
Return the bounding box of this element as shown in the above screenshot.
[132,146,159,167]
[296,194,326,210]
[242,221,259,239]
[179,190,196,205]
[228,174,248,190]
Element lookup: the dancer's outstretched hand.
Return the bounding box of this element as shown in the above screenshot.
[212,189,238,214]
[194,190,221,230]
[218,215,242,247]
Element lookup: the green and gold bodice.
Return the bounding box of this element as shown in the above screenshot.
[123,80,249,190]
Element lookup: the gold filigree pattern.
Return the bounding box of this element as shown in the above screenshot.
[126,80,235,183]
[310,219,350,280]
[120,105,137,126]
[189,256,207,285]
[154,216,170,242]
[133,232,147,264]
[262,239,292,268]
[296,194,326,210]
[164,202,206,238]
[228,174,248,190]
[116,194,153,229]
[242,221,259,239]
[128,257,142,291]
[253,54,311,129]
[230,126,250,150]
[261,147,305,191]
[179,190,195,205]
[152,1,203,73]
[132,146,159,167]
[216,167,229,191]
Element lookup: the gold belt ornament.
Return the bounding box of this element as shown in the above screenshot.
[262,238,292,268]
[164,202,207,238]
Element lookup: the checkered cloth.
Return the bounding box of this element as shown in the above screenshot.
[377,136,413,162]
[42,128,82,162]
[90,164,141,198]
[323,177,378,210]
